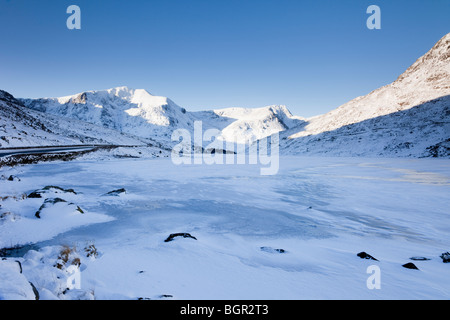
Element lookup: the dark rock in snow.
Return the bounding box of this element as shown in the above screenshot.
[28,186,77,198]
[410,256,431,261]
[35,198,84,218]
[104,188,126,196]
[164,233,197,242]
[7,175,20,181]
[29,281,40,300]
[402,262,419,270]
[69,203,84,214]
[357,252,378,261]
[0,258,22,274]
[45,197,67,205]
[35,198,67,218]
[27,191,42,199]
[440,252,450,263]
[15,260,22,273]
[42,185,76,194]
[260,246,286,254]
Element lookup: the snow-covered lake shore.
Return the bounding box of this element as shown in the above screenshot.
[1,156,449,299]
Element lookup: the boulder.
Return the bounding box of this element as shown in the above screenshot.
[35,198,67,218]
[164,233,197,242]
[357,252,378,261]
[35,198,84,219]
[28,186,77,199]
[402,262,419,270]
[440,252,450,263]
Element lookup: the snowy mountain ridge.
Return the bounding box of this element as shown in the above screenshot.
[20,87,192,143]
[289,33,450,139]
[281,32,450,157]
[0,89,157,148]
[3,33,450,158]
[21,87,302,144]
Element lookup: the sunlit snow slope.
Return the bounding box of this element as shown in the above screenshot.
[0,90,153,148]
[282,33,450,157]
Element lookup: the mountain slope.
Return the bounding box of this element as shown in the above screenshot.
[0,90,155,148]
[282,32,450,157]
[20,87,192,143]
[22,87,303,145]
[7,33,450,158]
[193,105,305,143]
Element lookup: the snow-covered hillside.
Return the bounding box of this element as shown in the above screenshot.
[282,95,450,157]
[211,105,304,143]
[20,87,192,144]
[192,105,305,144]
[5,33,450,159]
[0,90,156,148]
[282,33,450,157]
[21,87,303,145]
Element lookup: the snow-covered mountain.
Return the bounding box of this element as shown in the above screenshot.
[0,90,155,148]
[21,86,303,144]
[4,33,450,158]
[193,105,305,144]
[20,87,192,143]
[282,32,450,157]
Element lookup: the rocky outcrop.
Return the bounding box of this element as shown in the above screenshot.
[28,186,77,199]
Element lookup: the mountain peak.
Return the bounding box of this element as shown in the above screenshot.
[396,33,450,84]
[0,90,17,103]
[434,32,450,49]
[106,86,141,97]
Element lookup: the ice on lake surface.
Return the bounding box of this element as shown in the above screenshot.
[1,156,449,299]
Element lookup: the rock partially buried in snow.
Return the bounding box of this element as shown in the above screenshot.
[28,186,77,199]
[1,175,20,181]
[410,256,431,261]
[35,198,84,219]
[260,246,286,254]
[402,262,419,270]
[164,233,197,242]
[440,252,450,263]
[7,175,20,181]
[0,259,39,300]
[103,188,126,196]
[357,252,378,261]
[29,282,39,300]
[35,198,67,219]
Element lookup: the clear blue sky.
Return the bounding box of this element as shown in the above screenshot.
[0,0,449,117]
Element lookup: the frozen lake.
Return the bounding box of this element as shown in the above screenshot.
[1,156,450,299]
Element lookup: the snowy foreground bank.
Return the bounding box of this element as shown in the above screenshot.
[0,156,449,300]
